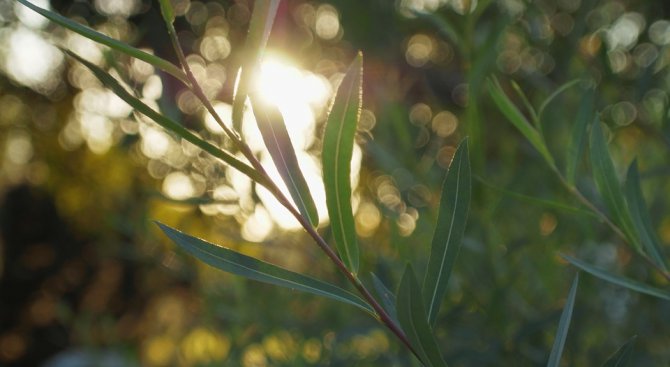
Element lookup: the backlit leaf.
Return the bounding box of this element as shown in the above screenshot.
[250,95,319,226]
[16,0,187,84]
[322,53,363,273]
[232,0,281,131]
[157,222,375,315]
[423,139,471,327]
[67,50,266,187]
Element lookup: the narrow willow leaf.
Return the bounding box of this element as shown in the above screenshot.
[488,77,556,169]
[17,0,187,84]
[511,81,539,125]
[566,87,594,185]
[562,254,670,301]
[411,11,462,54]
[474,176,596,217]
[423,139,471,327]
[589,122,640,251]
[538,79,582,120]
[396,265,448,367]
[232,0,281,131]
[625,161,668,271]
[602,336,637,367]
[157,222,375,315]
[250,95,319,226]
[67,50,266,186]
[547,274,579,367]
[158,0,175,24]
[371,272,399,324]
[322,53,363,273]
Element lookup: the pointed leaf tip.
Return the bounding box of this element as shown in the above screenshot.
[547,274,579,367]
[423,139,471,327]
[156,222,375,315]
[250,95,319,227]
[589,121,640,252]
[322,54,364,273]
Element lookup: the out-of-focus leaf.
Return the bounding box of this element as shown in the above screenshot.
[16,0,187,84]
[67,50,266,186]
[562,254,670,301]
[423,139,471,326]
[547,274,579,367]
[157,222,375,315]
[589,122,640,251]
[538,79,582,120]
[474,176,596,217]
[566,87,595,185]
[625,161,668,271]
[158,0,175,24]
[322,53,363,273]
[488,77,556,169]
[412,10,462,54]
[232,0,281,131]
[602,336,637,367]
[371,272,398,324]
[396,265,448,367]
[511,81,539,125]
[250,95,319,226]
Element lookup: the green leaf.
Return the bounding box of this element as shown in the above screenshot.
[511,81,539,126]
[423,139,471,326]
[566,87,595,185]
[538,79,582,121]
[232,0,281,131]
[157,222,375,315]
[602,336,637,367]
[16,0,187,84]
[250,95,319,227]
[625,160,668,271]
[488,77,556,170]
[561,254,670,301]
[66,50,266,187]
[158,0,175,24]
[322,53,363,273]
[589,122,640,251]
[547,274,579,367]
[371,272,399,324]
[474,176,597,217]
[396,265,448,367]
[411,11,462,54]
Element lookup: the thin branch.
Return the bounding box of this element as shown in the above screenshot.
[162,15,420,359]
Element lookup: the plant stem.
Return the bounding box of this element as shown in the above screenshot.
[163,17,420,359]
[552,167,670,282]
[275,192,420,357]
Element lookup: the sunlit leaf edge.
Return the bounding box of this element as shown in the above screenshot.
[157,222,375,315]
[17,0,188,84]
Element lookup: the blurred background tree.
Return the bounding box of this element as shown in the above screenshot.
[0,0,669,365]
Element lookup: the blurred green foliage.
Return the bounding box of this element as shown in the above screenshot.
[1,0,669,366]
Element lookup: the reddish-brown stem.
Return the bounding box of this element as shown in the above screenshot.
[163,19,421,359]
